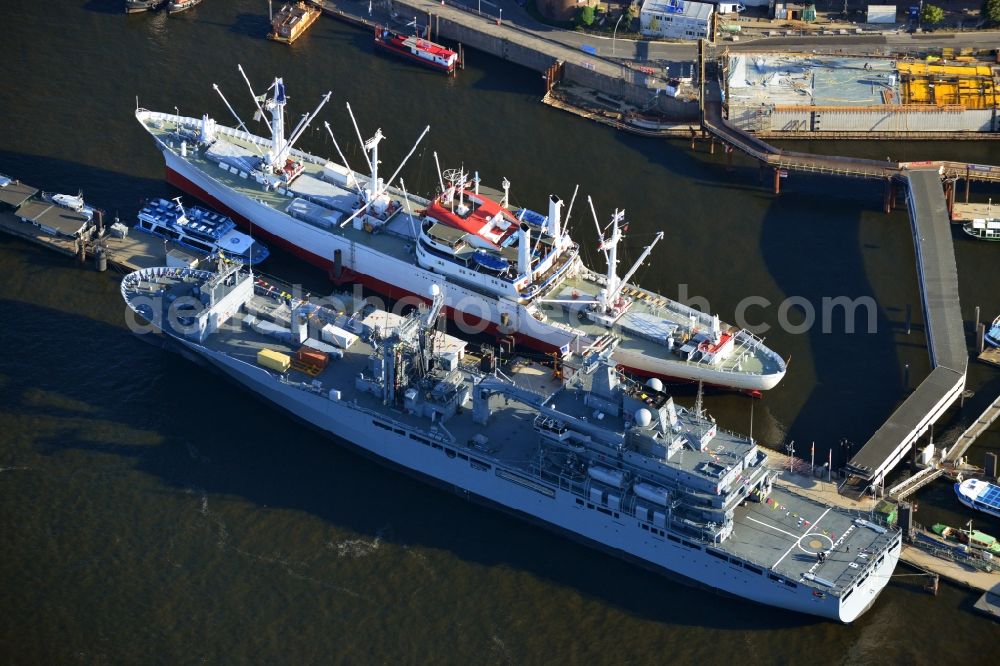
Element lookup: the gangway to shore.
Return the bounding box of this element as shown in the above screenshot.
[942,393,1000,465]
[887,467,946,501]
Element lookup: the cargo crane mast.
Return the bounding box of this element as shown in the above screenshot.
[235,65,330,173]
[588,197,662,313]
[212,83,265,158]
[338,106,429,228]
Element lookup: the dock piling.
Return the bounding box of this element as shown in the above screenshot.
[772,168,781,195]
[976,322,986,354]
[95,247,107,273]
[925,573,939,596]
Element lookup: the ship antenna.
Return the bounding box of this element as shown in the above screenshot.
[587,196,612,307]
[324,121,363,195]
[346,102,368,168]
[562,183,579,233]
[212,83,265,158]
[399,178,419,239]
[381,125,430,199]
[694,380,704,418]
[237,64,267,124]
[433,152,446,196]
[212,83,251,135]
[282,91,332,161]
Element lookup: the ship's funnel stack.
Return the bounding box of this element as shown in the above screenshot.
[518,223,531,277]
[548,195,563,240]
[711,315,722,344]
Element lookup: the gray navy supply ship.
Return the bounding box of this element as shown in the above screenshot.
[134,68,786,394]
[121,262,899,622]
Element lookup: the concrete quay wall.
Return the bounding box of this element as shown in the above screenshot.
[394,0,697,118]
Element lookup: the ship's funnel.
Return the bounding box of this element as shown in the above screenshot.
[518,222,531,277]
[548,195,563,240]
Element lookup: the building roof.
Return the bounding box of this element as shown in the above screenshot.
[0,178,39,209]
[15,200,93,237]
[641,0,713,20]
[727,54,902,108]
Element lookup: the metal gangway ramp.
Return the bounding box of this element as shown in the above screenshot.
[844,170,968,489]
[942,393,1000,465]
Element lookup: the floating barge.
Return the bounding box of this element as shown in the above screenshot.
[268,2,320,44]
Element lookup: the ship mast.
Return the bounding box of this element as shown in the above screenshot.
[337,114,430,229]
[588,197,663,312]
[267,78,287,167]
[347,102,382,201]
[236,66,330,172]
[264,78,330,170]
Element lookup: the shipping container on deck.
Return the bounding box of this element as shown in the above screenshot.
[257,348,291,372]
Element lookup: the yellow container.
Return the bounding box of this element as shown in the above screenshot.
[257,348,291,373]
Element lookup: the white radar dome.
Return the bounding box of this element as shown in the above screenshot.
[635,408,653,428]
[645,378,664,392]
[428,284,441,297]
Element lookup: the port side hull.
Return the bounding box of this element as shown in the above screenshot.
[161,332,892,622]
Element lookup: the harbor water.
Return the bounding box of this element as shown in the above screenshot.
[1,1,999,661]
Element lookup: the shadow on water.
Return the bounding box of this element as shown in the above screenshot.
[82,0,123,15]
[757,181,909,466]
[0,295,820,631]
[228,12,270,38]
[0,151,173,220]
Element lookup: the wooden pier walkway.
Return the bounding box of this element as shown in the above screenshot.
[0,211,176,273]
[841,170,967,490]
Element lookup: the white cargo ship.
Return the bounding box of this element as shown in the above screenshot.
[135,69,786,392]
[121,262,900,622]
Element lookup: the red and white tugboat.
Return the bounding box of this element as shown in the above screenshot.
[374,24,458,74]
